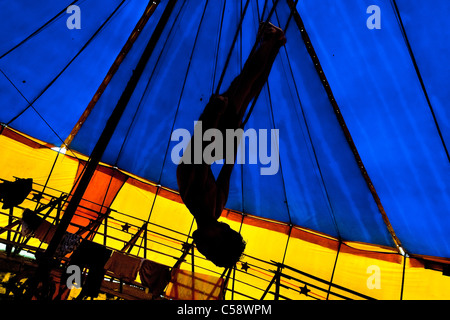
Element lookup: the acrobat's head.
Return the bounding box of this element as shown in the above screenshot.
[192,221,246,268]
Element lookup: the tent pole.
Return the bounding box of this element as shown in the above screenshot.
[64,1,161,146]
[24,0,178,299]
[286,0,403,253]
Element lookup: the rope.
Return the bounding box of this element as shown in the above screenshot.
[265,82,292,224]
[211,0,228,95]
[390,0,449,163]
[112,0,190,254]
[218,0,282,101]
[0,0,83,60]
[0,69,81,162]
[279,4,341,238]
[240,0,285,128]
[6,0,128,126]
[261,0,269,22]
[158,0,210,186]
[114,0,187,170]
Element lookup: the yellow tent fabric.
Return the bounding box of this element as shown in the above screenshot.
[1,128,450,300]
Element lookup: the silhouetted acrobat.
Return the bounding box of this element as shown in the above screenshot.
[177,22,286,268]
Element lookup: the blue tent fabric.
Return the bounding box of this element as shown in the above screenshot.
[0,0,154,145]
[0,1,448,258]
[296,0,450,257]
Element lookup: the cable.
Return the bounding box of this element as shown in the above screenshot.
[0,68,81,162]
[158,0,210,185]
[6,0,128,126]
[214,0,251,96]
[211,0,227,96]
[390,0,449,163]
[273,10,341,239]
[114,0,188,169]
[240,0,285,127]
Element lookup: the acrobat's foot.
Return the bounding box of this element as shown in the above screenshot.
[257,21,286,47]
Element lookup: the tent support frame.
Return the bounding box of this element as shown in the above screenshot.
[23,0,178,300]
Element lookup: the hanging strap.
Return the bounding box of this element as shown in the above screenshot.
[241,0,293,128]
[216,0,282,98]
[214,0,251,96]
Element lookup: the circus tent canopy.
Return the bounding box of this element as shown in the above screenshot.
[0,0,449,300]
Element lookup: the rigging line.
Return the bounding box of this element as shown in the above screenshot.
[157,0,209,185]
[271,6,341,238]
[137,185,160,256]
[187,218,196,243]
[214,0,251,96]
[113,0,187,168]
[59,0,181,241]
[287,0,403,249]
[211,0,227,96]
[326,240,341,300]
[400,252,406,300]
[390,0,449,163]
[255,0,260,22]
[0,68,81,162]
[33,151,62,212]
[251,4,294,228]
[281,225,293,266]
[64,0,161,147]
[239,0,246,218]
[132,0,188,252]
[261,0,269,22]
[218,0,281,100]
[238,0,268,220]
[27,2,181,291]
[239,0,243,73]
[6,0,128,126]
[265,82,292,225]
[271,6,322,180]
[0,0,82,60]
[98,167,119,218]
[106,207,192,243]
[241,0,292,128]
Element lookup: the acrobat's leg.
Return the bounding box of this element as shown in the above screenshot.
[177,23,286,220]
[213,24,286,217]
[176,96,229,218]
[220,23,286,127]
